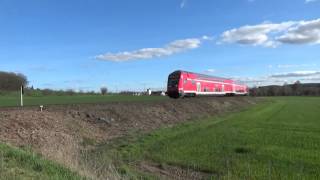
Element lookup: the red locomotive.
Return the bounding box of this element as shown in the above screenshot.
[167,70,248,98]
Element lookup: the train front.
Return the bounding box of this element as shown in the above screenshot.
[167,71,181,98]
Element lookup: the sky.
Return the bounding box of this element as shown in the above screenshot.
[0,0,320,92]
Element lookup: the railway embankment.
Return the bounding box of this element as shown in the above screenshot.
[0,96,261,178]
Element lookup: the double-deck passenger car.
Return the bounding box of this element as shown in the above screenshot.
[167,70,248,98]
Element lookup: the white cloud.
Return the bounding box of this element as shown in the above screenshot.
[221,22,294,47]
[28,65,56,72]
[220,18,320,47]
[268,63,318,69]
[180,0,187,8]
[267,65,273,69]
[277,64,300,68]
[204,69,215,73]
[96,37,208,62]
[235,76,289,87]
[202,35,214,40]
[305,0,318,3]
[277,19,320,44]
[276,63,317,68]
[270,71,320,78]
[235,70,320,87]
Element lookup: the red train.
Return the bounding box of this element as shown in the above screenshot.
[167,70,248,98]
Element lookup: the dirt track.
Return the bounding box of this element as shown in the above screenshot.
[0,96,261,178]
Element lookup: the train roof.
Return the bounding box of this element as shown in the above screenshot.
[172,70,247,86]
[176,70,230,81]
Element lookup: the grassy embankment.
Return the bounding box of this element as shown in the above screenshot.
[0,93,167,107]
[93,97,320,179]
[0,143,83,180]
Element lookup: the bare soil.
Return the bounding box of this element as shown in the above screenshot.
[0,96,261,179]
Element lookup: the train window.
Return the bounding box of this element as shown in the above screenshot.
[168,79,179,87]
[184,79,187,84]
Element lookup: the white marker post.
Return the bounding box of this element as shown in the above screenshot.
[20,85,24,107]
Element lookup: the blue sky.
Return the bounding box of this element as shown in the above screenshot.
[0,0,320,91]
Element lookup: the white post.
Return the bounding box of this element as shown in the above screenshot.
[20,86,23,107]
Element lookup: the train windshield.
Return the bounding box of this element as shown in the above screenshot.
[168,71,181,88]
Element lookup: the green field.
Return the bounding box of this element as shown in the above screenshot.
[0,94,167,107]
[0,143,83,180]
[98,97,320,179]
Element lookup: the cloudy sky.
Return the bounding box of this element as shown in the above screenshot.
[0,0,319,91]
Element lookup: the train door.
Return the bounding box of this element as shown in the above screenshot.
[222,84,225,92]
[196,82,201,92]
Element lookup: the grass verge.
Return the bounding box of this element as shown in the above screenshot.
[91,97,320,179]
[0,143,84,180]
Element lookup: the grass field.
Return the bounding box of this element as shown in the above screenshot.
[0,143,83,180]
[0,94,167,107]
[96,97,320,179]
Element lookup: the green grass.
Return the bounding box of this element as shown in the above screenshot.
[102,97,320,179]
[0,143,83,180]
[0,94,167,107]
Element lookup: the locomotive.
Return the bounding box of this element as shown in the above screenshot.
[167,70,248,98]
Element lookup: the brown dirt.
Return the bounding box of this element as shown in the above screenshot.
[0,96,261,179]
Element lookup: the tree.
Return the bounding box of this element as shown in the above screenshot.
[0,71,28,91]
[100,87,108,95]
[292,80,302,95]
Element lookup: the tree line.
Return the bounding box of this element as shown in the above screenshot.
[2,70,320,97]
[250,81,320,96]
[0,71,109,96]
